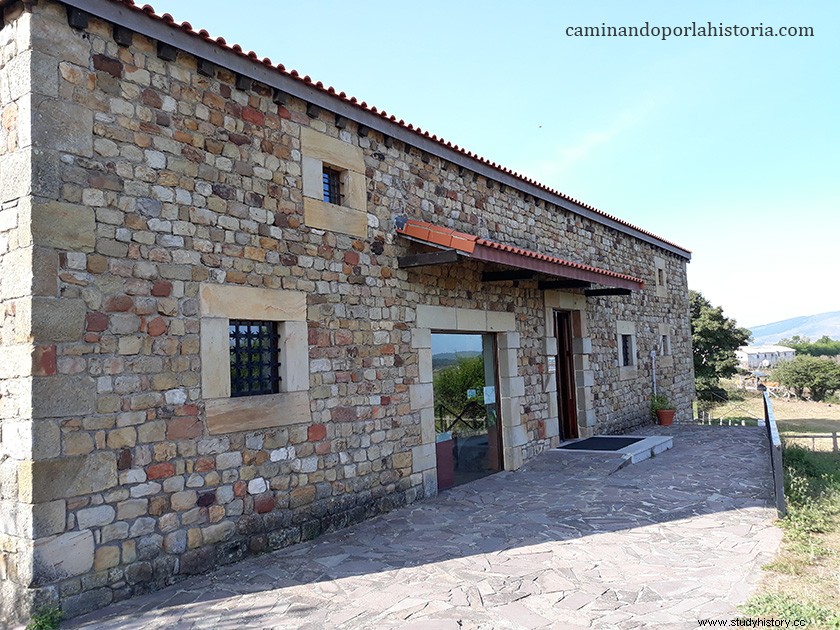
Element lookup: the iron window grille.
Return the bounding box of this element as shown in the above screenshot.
[621,334,634,367]
[322,166,342,205]
[229,319,280,397]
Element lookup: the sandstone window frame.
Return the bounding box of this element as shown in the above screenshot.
[654,256,668,298]
[301,127,367,238]
[616,320,638,380]
[199,284,311,435]
[657,322,674,368]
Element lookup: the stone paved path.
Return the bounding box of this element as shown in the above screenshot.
[66,425,782,629]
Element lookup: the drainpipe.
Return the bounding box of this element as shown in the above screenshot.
[650,350,657,396]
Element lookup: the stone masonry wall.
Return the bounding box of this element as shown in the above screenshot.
[2,0,694,621]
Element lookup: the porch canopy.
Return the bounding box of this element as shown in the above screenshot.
[395,217,644,293]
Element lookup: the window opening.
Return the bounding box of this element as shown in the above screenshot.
[322,166,342,204]
[621,334,634,367]
[229,319,280,397]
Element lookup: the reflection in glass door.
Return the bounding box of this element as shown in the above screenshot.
[432,333,503,489]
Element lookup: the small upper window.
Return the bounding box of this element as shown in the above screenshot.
[229,320,280,397]
[657,268,666,286]
[322,166,342,205]
[661,334,670,355]
[621,334,634,367]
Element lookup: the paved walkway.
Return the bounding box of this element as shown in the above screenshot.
[67,425,782,629]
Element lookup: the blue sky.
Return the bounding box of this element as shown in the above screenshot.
[151,1,839,328]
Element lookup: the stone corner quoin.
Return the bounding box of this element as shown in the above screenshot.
[0,0,695,623]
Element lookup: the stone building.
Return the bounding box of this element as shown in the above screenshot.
[0,0,694,622]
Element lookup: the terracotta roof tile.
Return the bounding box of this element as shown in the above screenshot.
[396,218,643,286]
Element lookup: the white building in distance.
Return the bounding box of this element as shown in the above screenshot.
[737,345,796,369]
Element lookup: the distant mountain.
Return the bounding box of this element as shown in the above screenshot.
[432,351,481,370]
[749,311,840,345]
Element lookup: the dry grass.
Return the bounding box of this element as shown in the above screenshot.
[736,401,840,627]
[708,388,840,435]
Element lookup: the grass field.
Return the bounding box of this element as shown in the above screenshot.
[707,388,840,452]
[714,390,840,626]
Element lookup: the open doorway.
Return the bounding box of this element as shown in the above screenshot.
[555,310,579,441]
[432,332,503,489]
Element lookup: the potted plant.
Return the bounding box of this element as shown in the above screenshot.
[650,393,675,426]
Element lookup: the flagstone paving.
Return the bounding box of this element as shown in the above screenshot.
[66,425,782,629]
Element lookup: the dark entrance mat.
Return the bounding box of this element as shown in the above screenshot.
[557,436,644,451]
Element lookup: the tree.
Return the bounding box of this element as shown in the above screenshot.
[779,335,840,358]
[773,356,840,401]
[433,355,485,415]
[690,290,751,400]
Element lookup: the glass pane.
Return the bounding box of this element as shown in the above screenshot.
[432,332,501,489]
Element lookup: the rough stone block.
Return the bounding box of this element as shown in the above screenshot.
[409,383,433,412]
[199,283,306,321]
[19,451,117,503]
[76,505,115,529]
[411,443,435,473]
[205,391,311,435]
[487,311,516,332]
[278,320,309,392]
[33,98,93,157]
[498,331,521,350]
[415,305,456,330]
[31,200,95,252]
[200,317,229,399]
[31,500,66,538]
[202,520,234,545]
[499,376,525,399]
[32,529,94,584]
[303,197,367,238]
[31,297,86,342]
[410,327,432,350]
[455,308,486,331]
[0,150,30,203]
[31,375,95,418]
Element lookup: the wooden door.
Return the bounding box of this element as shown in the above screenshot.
[554,311,578,440]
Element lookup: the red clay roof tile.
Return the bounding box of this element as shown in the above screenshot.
[396,218,643,286]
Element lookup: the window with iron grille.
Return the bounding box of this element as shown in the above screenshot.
[322,166,342,204]
[229,320,280,397]
[621,334,634,367]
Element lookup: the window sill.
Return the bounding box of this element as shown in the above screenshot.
[205,391,311,435]
[303,198,367,237]
[619,365,637,381]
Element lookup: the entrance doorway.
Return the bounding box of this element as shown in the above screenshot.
[431,332,503,489]
[554,311,579,441]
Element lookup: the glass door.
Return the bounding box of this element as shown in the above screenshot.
[432,332,503,488]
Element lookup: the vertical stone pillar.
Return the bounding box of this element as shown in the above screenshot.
[0,2,104,621]
[409,327,437,497]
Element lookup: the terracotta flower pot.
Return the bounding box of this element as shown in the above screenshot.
[656,409,675,426]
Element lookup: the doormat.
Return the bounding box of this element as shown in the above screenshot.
[557,436,644,451]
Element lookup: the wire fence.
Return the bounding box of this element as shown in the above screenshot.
[783,432,839,453]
